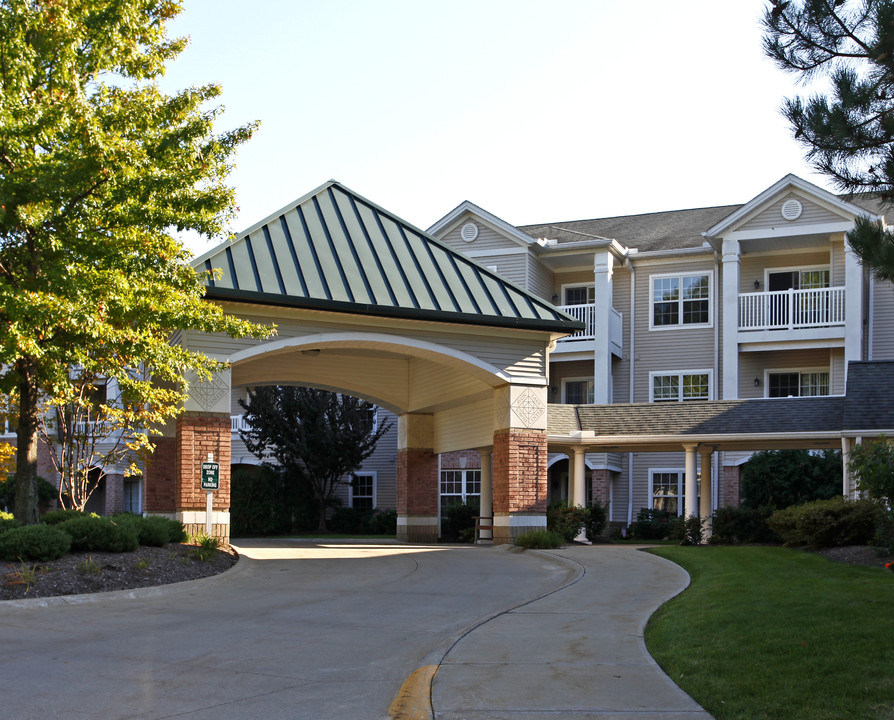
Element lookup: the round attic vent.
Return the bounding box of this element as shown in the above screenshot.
[460,222,479,242]
[781,199,803,221]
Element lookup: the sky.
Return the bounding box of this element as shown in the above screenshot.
[160,0,830,257]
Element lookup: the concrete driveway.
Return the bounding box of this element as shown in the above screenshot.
[0,540,711,720]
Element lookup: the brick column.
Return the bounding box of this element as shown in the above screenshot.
[144,436,177,514]
[720,464,741,508]
[589,468,611,508]
[396,413,438,542]
[175,413,231,543]
[492,428,547,544]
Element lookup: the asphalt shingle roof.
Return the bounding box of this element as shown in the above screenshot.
[843,361,894,431]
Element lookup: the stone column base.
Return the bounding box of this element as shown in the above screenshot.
[396,516,438,543]
[493,513,547,545]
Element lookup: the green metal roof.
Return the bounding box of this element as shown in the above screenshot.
[193,181,583,333]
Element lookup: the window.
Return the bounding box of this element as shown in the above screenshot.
[651,273,711,328]
[563,285,595,305]
[650,469,701,516]
[650,371,712,402]
[123,477,141,515]
[563,378,594,404]
[439,469,481,521]
[350,472,376,510]
[767,370,830,398]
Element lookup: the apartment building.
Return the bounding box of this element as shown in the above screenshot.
[424,174,893,526]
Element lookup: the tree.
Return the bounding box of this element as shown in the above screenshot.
[763,0,894,280]
[239,387,392,532]
[0,1,271,523]
[848,434,894,503]
[741,449,842,509]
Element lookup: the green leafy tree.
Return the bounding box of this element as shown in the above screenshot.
[763,0,894,280]
[239,387,392,532]
[0,1,271,524]
[741,449,842,509]
[848,434,894,503]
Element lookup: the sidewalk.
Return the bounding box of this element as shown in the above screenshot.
[392,544,714,720]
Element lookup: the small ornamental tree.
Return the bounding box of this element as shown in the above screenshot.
[0,1,272,523]
[849,435,894,504]
[240,387,393,532]
[741,449,842,509]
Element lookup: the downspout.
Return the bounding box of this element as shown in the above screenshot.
[627,260,636,527]
[714,251,720,512]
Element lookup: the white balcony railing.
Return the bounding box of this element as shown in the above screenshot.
[739,287,846,331]
[558,303,622,338]
[231,414,252,433]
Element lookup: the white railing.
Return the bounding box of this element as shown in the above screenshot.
[557,304,623,350]
[559,303,596,340]
[231,414,251,433]
[739,287,846,331]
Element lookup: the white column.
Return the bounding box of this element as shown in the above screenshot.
[844,238,864,379]
[571,446,587,507]
[699,446,713,541]
[721,238,740,399]
[477,447,493,543]
[684,444,698,520]
[593,250,614,404]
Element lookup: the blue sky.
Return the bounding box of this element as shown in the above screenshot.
[162,0,828,256]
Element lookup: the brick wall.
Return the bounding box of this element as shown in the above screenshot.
[396,447,438,516]
[439,449,481,470]
[492,429,547,514]
[145,436,177,513]
[175,414,231,512]
[590,469,611,507]
[720,464,741,508]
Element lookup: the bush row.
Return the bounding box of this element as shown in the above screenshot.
[0,510,187,562]
[626,497,889,549]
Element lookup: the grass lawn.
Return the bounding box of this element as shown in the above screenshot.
[645,546,894,720]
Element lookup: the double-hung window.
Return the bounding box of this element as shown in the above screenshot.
[650,469,701,516]
[650,371,712,402]
[439,469,481,521]
[563,285,595,306]
[651,273,711,328]
[350,472,376,510]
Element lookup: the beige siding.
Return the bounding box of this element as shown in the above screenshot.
[470,254,527,287]
[549,359,593,403]
[433,399,494,453]
[528,257,554,301]
[739,249,836,291]
[740,194,844,231]
[440,219,525,254]
[634,259,716,403]
[872,279,894,360]
[554,270,595,301]
[738,347,841,398]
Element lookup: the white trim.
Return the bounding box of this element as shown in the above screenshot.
[461,247,528,258]
[725,221,855,243]
[427,200,538,247]
[648,468,685,517]
[649,369,714,402]
[349,471,377,509]
[649,270,714,331]
[763,264,830,289]
[560,282,596,305]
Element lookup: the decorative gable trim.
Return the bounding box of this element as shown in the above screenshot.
[427,200,537,248]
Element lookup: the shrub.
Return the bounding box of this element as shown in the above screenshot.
[189,533,219,561]
[327,507,398,535]
[230,464,317,536]
[441,499,479,542]
[710,506,777,545]
[629,508,674,540]
[515,529,564,549]
[848,435,894,504]
[369,508,397,535]
[111,513,186,546]
[585,501,608,539]
[547,502,589,542]
[669,515,704,546]
[42,508,96,526]
[0,510,21,535]
[767,497,882,548]
[58,515,139,553]
[0,524,71,561]
[0,473,57,514]
[741,449,842,509]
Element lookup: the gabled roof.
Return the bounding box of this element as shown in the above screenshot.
[427,200,539,249]
[193,181,583,333]
[703,174,882,239]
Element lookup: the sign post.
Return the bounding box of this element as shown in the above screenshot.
[201,454,220,536]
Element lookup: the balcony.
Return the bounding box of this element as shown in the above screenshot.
[738,287,846,347]
[555,304,623,356]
